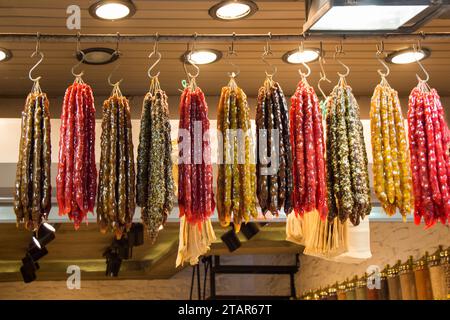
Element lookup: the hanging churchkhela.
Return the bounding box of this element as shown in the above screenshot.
[14,80,52,230]
[97,82,136,238]
[176,73,216,266]
[370,76,413,219]
[256,76,293,216]
[326,76,371,226]
[286,63,348,258]
[286,57,348,258]
[136,77,174,243]
[407,79,450,227]
[289,74,328,219]
[216,76,257,232]
[56,77,97,229]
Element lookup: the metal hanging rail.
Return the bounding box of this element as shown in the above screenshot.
[0,32,450,43]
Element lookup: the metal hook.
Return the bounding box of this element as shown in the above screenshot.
[298,61,311,79]
[29,33,44,82]
[262,33,277,77]
[192,32,198,51]
[71,32,85,78]
[413,43,429,83]
[227,33,240,78]
[148,33,162,78]
[184,43,200,79]
[115,32,121,56]
[334,42,350,78]
[376,41,390,78]
[297,42,311,79]
[108,62,123,87]
[107,32,123,86]
[318,51,331,101]
[181,34,200,80]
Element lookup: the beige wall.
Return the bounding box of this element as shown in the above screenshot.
[0,221,448,299]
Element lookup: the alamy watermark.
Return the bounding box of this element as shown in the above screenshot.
[66,5,81,30]
[178,124,281,175]
[366,265,381,290]
[66,265,81,289]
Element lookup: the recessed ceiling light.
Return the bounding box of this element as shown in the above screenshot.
[282,48,320,64]
[0,48,12,62]
[303,0,444,33]
[89,0,136,20]
[386,48,431,65]
[77,47,119,65]
[182,49,222,65]
[209,0,258,21]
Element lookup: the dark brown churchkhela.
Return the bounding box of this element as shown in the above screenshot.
[97,83,135,239]
[56,78,97,229]
[256,76,293,216]
[137,77,174,243]
[14,80,51,230]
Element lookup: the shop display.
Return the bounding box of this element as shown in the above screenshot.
[56,79,97,229]
[370,78,412,218]
[325,77,371,226]
[414,253,433,300]
[318,288,328,300]
[97,83,136,238]
[337,282,347,300]
[386,264,402,300]
[355,276,368,300]
[136,77,174,243]
[3,0,450,302]
[378,270,389,300]
[4,29,450,301]
[256,76,293,216]
[408,82,450,227]
[399,257,418,300]
[14,81,52,230]
[304,248,448,300]
[365,272,381,300]
[441,247,450,299]
[345,279,356,300]
[216,77,257,231]
[327,286,338,300]
[428,247,447,300]
[176,79,216,266]
[289,76,327,218]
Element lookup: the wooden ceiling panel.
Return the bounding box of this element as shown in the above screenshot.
[0,0,449,99]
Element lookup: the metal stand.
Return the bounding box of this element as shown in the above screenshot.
[204,254,300,300]
[189,263,202,300]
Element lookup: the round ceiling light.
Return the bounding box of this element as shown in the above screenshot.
[386,48,431,65]
[282,48,320,64]
[182,49,222,65]
[209,0,258,21]
[77,48,119,65]
[0,48,12,62]
[89,0,136,20]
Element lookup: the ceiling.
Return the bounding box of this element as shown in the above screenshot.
[0,0,450,99]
